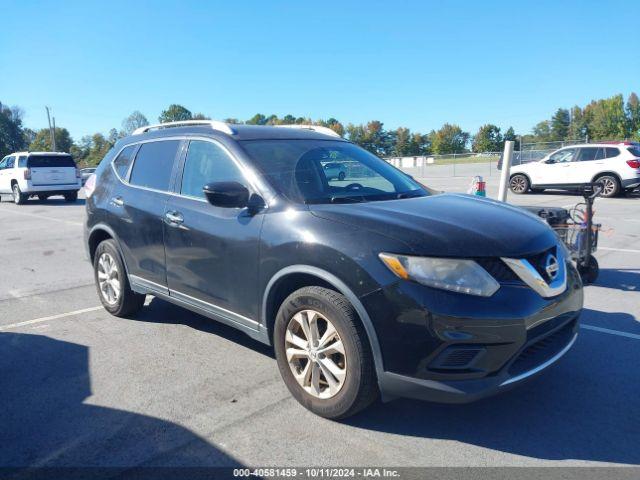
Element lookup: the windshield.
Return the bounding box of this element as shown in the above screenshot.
[240,140,428,204]
[27,155,76,168]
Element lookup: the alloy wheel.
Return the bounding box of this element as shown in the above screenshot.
[601,178,616,197]
[510,176,527,193]
[97,252,121,305]
[285,309,347,399]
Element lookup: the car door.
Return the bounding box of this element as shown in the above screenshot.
[534,148,577,185]
[568,147,603,184]
[163,138,264,327]
[107,139,182,293]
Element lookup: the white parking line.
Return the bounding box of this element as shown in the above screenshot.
[0,306,103,331]
[581,324,640,340]
[598,246,640,254]
[0,208,83,227]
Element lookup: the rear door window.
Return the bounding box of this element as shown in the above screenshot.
[129,140,180,191]
[18,156,28,167]
[113,145,137,180]
[577,147,600,162]
[27,155,76,168]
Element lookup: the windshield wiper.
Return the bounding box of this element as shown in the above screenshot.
[329,195,367,203]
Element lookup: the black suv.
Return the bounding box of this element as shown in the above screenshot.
[85,121,583,419]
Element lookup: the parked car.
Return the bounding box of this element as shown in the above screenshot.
[0,152,81,204]
[323,161,347,180]
[84,120,583,419]
[80,167,96,185]
[509,142,640,197]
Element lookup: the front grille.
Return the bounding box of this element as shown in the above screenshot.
[475,258,521,283]
[523,246,557,282]
[508,320,576,377]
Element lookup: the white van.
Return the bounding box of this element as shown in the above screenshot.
[0,152,82,204]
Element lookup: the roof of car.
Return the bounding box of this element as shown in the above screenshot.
[127,121,347,142]
[9,151,72,156]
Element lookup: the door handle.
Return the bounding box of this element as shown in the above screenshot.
[111,196,124,207]
[165,211,184,225]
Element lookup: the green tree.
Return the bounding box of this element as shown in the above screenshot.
[532,120,552,142]
[84,133,114,166]
[192,113,210,120]
[567,106,586,140]
[550,108,570,140]
[430,123,469,154]
[121,111,149,136]
[29,127,73,153]
[502,126,519,150]
[626,92,640,140]
[246,113,267,125]
[393,127,412,156]
[158,104,192,123]
[0,102,26,157]
[472,124,502,152]
[583,94,627,140]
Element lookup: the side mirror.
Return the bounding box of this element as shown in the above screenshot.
[545,159,555,164]
[203,182,249,208]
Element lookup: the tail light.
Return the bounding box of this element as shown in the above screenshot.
[23,169,31,180]
[84,173,97,198]
[76,168,81,178]
[626,159,640,169]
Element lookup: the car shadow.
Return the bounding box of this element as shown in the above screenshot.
[593,268,640,291]
[345,308,640,465]
[0,331,243,469]
[133,297,274,359]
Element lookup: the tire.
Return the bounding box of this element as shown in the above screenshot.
[12,184,27,205]
[274,286,378,419]
[38,195,48,202]
[595,175,619,198]
[509,174,530,194]
[93,239,145,317]
[578,255,599,285]
[64,191,78,203]
[338,171,346,181]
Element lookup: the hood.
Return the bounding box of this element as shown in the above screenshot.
[309,193,558,258]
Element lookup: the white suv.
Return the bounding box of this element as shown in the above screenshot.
[509,142,640,197]
[0,152,82,204]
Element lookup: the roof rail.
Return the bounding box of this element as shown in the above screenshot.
[132,120,235,136]
[274,124,342,138]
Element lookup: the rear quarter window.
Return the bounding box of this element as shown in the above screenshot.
[112,145,138,180]
[604,147,620,158]
[27,155,76,168]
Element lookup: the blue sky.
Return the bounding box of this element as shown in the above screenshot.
[1,0,638,140]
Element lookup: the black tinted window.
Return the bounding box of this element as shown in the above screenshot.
[577,147,600,161]
[113,145,137,180]
[18,156,27,167]
[181,140,244,199]
[27,155,75,168]
[627,147,640,157]
[605,147,620,158]
[6,157,15,168]
[129,140,179,191]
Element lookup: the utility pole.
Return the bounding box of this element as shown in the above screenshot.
[52,116,57,151]
[45,106,56,151]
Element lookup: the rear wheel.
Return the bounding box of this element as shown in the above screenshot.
[509,174,530,194]
[93,239,145,317]
[64,191,78,203]
[595,175,619,198]
[274,286,378,419]
[38,195,48,202]
[12,184,27,205]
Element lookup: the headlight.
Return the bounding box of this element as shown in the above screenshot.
[379,253,500,297]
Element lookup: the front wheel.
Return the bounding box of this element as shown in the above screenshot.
[274,286,378,419]
[64,191,78,202]
[12,184,27,205]
[509,174,530,194]
[578,255,599,284]
[93,239,145,317]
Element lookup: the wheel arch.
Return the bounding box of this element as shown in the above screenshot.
[591,171,621,184]
[87,224,129,273]
[262,265,385,376]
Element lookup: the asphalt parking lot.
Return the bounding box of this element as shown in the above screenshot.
[1,180,639,470]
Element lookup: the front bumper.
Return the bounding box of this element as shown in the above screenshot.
[361,260,583,403]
